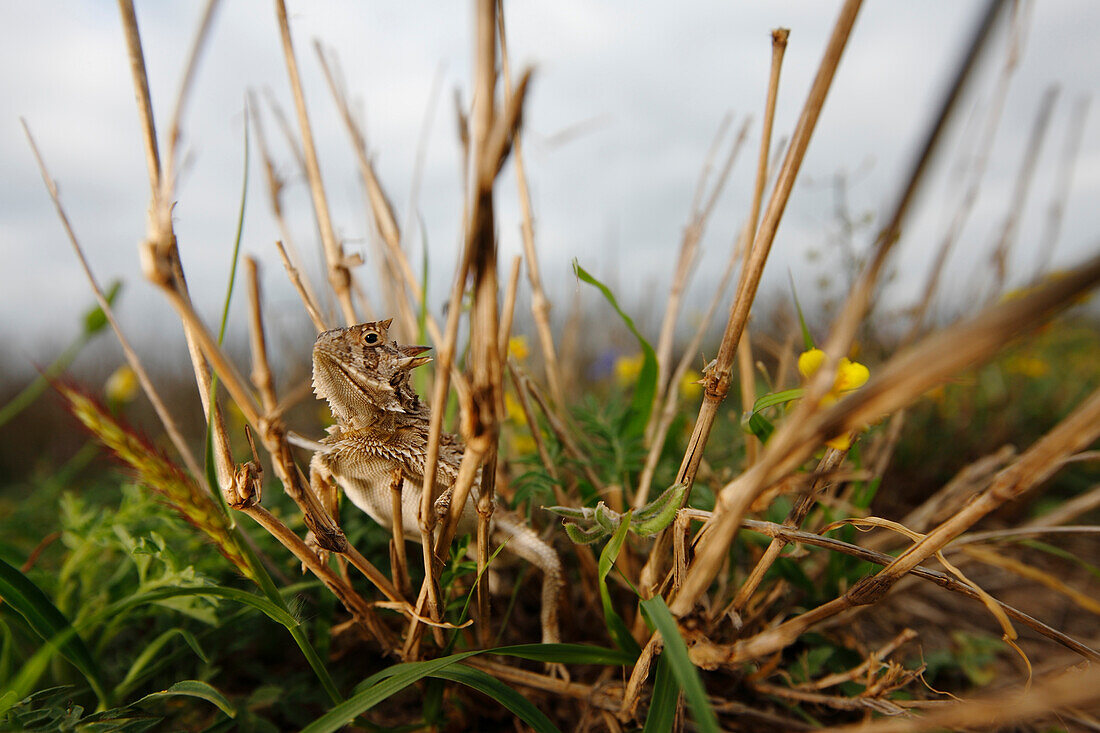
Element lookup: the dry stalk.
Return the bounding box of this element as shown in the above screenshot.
[727,446,847,615]
[1035,95,1090,273]
[274,240,328,332]
[244,257,410,633]
[672,511,1100,663]
[496,0,566,408]
[673,250,1100,618]
[989,84,1059,295]
[1026,481,1100,528]
[640,0,864,596]
[795,628,917,691]
[697,379,1100,666]
[907,1,1028,340]
[961,545,1100,616]
[497,255,523,363]
[820,664,1100,733]
[668,0,1013,614]
[737,28,789,467]
[249,90,324,319]
[649,115,752,440]
[23,122,201,484]
[312,41,416,341]
[273,0,357,326]
[519,363,606,496]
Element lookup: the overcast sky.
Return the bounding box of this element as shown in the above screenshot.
[3,1,1098,376]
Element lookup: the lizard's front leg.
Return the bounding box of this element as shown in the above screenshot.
[306,454,343,561]
[388,466,411,596]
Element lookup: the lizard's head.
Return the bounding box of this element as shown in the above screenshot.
[311,319,432,422]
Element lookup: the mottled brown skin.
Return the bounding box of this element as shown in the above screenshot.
[309,319,562,643]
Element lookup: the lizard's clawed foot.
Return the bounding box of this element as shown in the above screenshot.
[304,530,331,571]
[546,662,571,683]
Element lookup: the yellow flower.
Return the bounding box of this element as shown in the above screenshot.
[798,348,870,406]
[1004,355,1049,378]
[679,369,703,400]
[105,364,138,404]
[507,336,530,361]
[614,353,644,386]
[505,391,526,424]
[798,347,870,450]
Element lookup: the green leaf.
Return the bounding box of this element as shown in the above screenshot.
[489,643,635,666]
[643,654,677,733]
[574,261,658,438]
[82,280,123,336]
[789,271,814,352]
[750,388,805,414]
[597,511,642,658]
[136,680,236,718]
[640,596,719,733]
[113,628,207,699]
[305,651,485,733]
[429,664,559,733]
[742,412,774,443]
[0,556,110,707]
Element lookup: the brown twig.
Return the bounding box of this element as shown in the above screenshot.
[669,0,1012,615]
[737,28,789,467]
[496,1,566,409]
[273,0,357,326]
[641,0,864,598]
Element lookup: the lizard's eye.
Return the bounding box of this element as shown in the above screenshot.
[364,331,379,344]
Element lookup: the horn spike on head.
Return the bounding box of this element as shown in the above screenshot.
[396,355,433,371]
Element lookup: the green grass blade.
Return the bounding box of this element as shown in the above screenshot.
[597,513,642,658]
[113,628,207,699]
[308,643,632,733]
[643,654,677,733]
[574,261,658,438]
[215,106,250,346]
[750,388,805,414]
[789,270,814,351]
[428,664,560,733]
[640,596,718,733]
[489,643,635,666]
[0,281,119,429]
[135,679,236,719]
[305,651,485,733]
[0,556,110,708]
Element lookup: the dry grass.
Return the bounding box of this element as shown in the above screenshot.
[19,0,1100,729]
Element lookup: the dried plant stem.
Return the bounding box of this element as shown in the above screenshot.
[668,513,1100,663]
[695,383,1100,666]
[669,0,1010,614]
[989,84,1059,295]
[737,28,788,467]
[640,0,863,597]
[23,122,201,483]
[273,0,356,326]
[820,664,1100,733]
[240,504,395,648]
[497,255,523,363]
[313,42,417,340]
[673,249,1100,618]
[520,365,605,496]
[249,91,324,320]
[1035,95,1090,273]
[1026,481,1100,528]
[650,116,751,439]
[728,447,846,614]
[907,1,1025,339]
[275,240,327,332]
[497,0,566,408]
